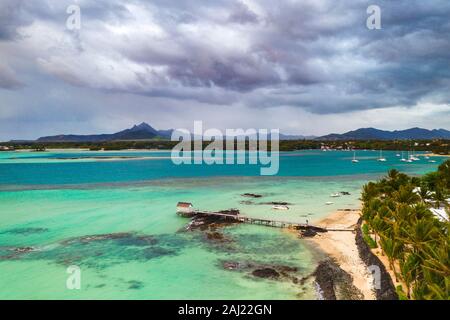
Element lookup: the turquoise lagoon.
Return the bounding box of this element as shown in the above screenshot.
[0,150,444,299]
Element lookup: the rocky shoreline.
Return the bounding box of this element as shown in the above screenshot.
[355,218,398,300]
[312,259,364,300]
[184,212,362,299]
[304,210,400,300]
[221,260,305,284]
[304,210,378,300]
[180,207,395,300]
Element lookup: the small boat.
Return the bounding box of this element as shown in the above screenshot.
[429,160,437,163]
[330,193,341,198]
[400,151,407,162]
[396,153,401,157]
[404,151,413,162]
[377,150,387,162]
[410,149,420,161]
[272,205,289,210]
[325,202,334,205]
[352,151,359,163]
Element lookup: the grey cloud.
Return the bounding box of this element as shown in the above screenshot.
[0,63,24,90]
[0,0,29,40]
[0,0,449,139]
[228,2,259,24]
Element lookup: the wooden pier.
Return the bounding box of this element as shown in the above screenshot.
[176,202,354,232]
[186,210,330,232]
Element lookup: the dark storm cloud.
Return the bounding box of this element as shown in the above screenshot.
[0,0,449,139]
[122,0,450,113]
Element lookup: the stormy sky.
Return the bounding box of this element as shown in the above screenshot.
[0,0,449,140]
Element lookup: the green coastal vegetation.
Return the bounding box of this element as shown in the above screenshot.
[278,139,449,154]
[1,139,449,154]
[361,160,450,300]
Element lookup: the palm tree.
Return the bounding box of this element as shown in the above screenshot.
[432,183,448,208]
[405,219,439,249]
[437,160,450,188]
[361,182,380,203]
[417,183,432,203]
[412,203,434,221]
[361,164,449,300]
[387,169,400,181]
[392,184,420,204]
[400,252,421,298]
[380,235,403,281]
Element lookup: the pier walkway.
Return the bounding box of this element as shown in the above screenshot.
[188,210,353,232]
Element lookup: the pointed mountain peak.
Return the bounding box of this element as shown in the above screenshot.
[135,122,153,129]
[129,122,157,133]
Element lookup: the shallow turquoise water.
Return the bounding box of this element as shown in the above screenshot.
[0,150,444,299]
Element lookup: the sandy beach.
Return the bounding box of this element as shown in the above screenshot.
[423,153,450,158]
[306,209,377,300]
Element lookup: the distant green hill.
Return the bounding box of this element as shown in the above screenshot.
[319,127,450,140]
[36,122,173,142]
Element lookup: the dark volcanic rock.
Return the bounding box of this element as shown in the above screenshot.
[278,265,298,273]
[313,259,364,300]
[0,246,38,260]
[355,218,398,300]
[313,260,339,300]
[205,231,231,243]
[184,215,239,248]
[185,214,241,232]
[252,268,280,279]
[298,229,318,238]
[13,247,36,253]
[221,260,302,284]
[241,193,263,198]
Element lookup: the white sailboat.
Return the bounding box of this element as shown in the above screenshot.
[406,151,413,162]
[352,151,359,163]
[400,151,407,162]
[410,150,420,161]
[377,150,387,162]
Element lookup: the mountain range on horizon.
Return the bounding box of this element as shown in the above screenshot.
[21,123,450,142]
[35,122,173,142]
[319,127,450,141]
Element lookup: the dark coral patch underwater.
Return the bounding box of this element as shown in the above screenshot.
[0,227,49,236]
[0,232,191,269]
